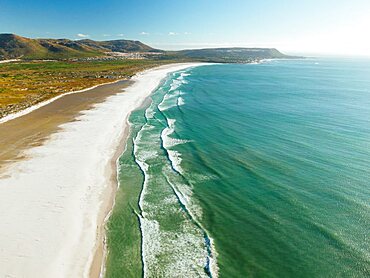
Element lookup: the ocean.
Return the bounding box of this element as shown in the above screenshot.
[106,58,370,277]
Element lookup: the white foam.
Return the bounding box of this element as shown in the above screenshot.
[164,171,219,277]
[178,96,185,106]
[169,72,189,92]
[130,63,219,278]
[0,63,205,278]
[160,119,187,174]
[158,92,178,111]
[157,80,220,276]
[158,70,189,111]
[145,102,156,119]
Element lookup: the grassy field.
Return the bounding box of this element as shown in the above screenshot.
[0,59,170,118]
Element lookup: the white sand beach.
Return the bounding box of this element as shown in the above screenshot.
[0,63,202,277]
[0,59,20,64]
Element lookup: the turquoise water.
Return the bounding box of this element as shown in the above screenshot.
[120,59,370,277]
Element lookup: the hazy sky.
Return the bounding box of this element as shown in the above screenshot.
[1,0,370,56]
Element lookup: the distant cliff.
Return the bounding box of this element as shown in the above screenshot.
[174,47,295,62]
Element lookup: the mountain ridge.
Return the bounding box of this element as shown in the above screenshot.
[0,34,159,60]
[0,33,298,62]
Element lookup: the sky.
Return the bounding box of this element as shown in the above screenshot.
[1,0,370,56]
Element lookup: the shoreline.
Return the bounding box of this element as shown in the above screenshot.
[92,63,206,278]
[0,63,204,277]
[94,96,152,278]
[89,117,131,278]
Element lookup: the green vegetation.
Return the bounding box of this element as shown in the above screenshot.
[169,47,297,63]
[0,59,170,118]
[0,34,159,60]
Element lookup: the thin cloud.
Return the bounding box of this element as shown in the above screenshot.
[117,33,125,37]
[103,34,111,37]
[77,33,89,38]
[184,32,192,35]
[168,32,177,36]
[140,32,149,35]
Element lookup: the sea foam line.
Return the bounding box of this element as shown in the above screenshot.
[134,113,208,277]
[163,174,219,277]
[134,66,218,277]
[160,119,186,174]
[133,122,150,278]
[158,76,219,276]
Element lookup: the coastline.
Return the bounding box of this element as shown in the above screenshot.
[93,63,206,278]
[125,68,219,277]
[0,63,204,277]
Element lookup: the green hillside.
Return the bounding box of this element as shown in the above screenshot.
[171,47,295,62]
[0,34,158,60]
[0,33,298,62]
